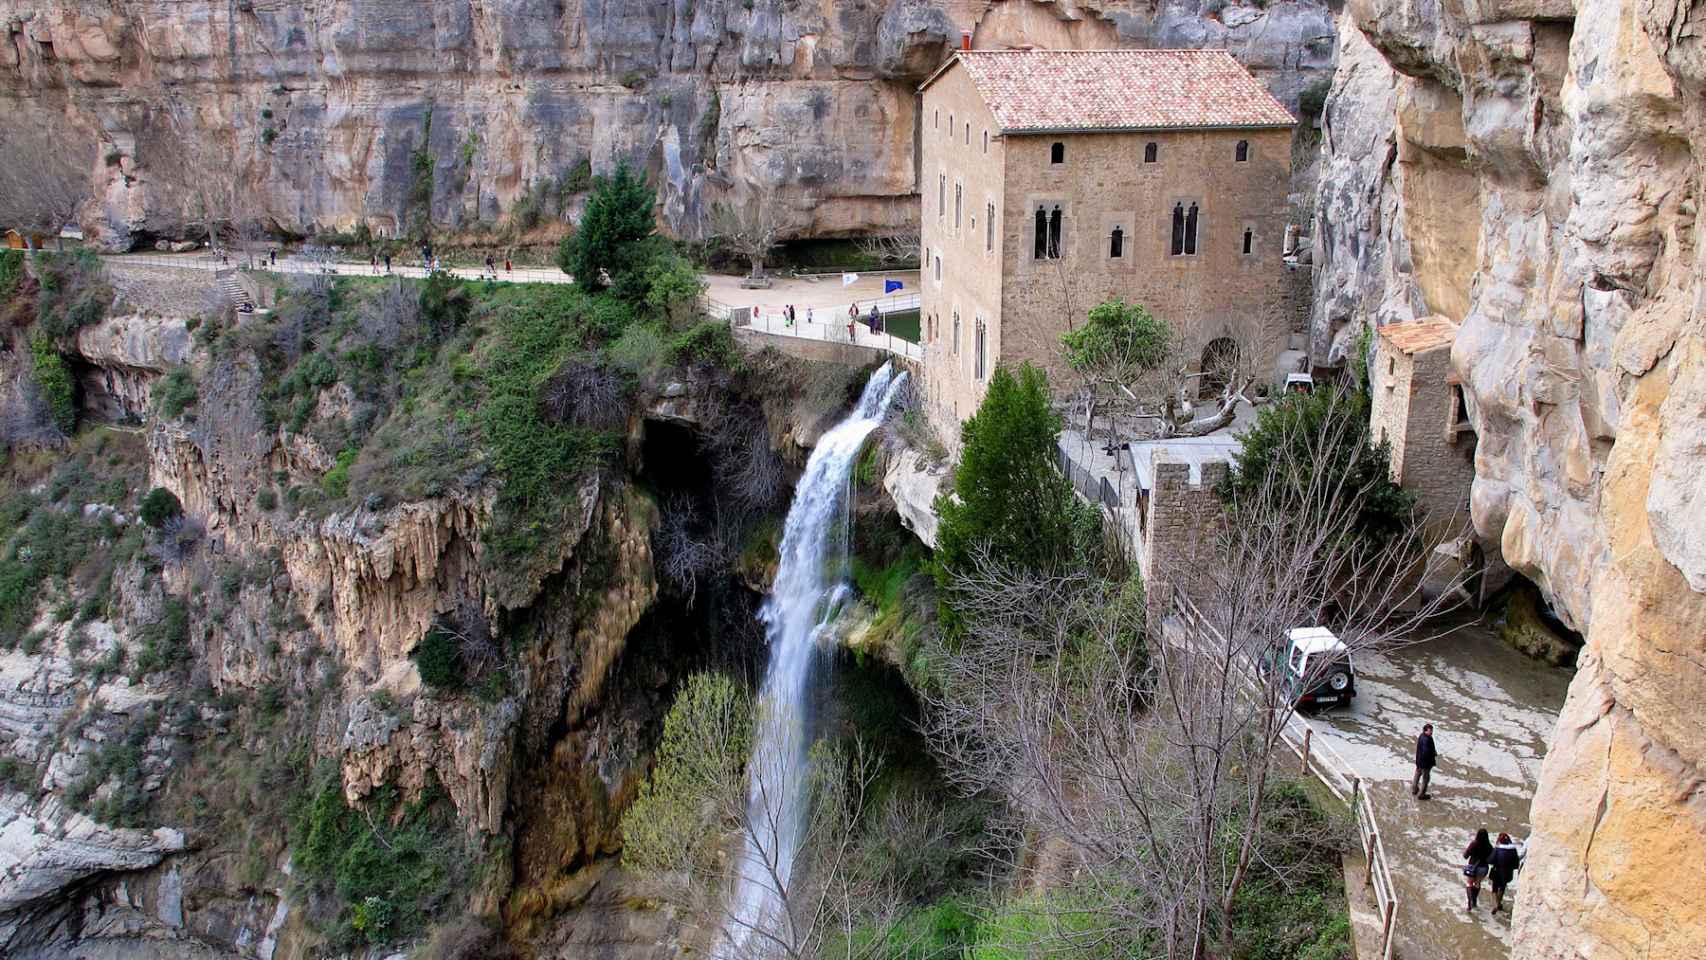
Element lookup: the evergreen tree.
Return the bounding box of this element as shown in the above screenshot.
[933,363,1095,583]
[557,163,657,295]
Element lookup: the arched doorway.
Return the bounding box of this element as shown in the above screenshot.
[1200,337,1239,397]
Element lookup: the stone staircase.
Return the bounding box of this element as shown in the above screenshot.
[215,269,252,311]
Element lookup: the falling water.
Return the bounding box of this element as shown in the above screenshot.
[718,362,909,957]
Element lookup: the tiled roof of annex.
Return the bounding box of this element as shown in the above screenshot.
[920,49,1296,134]
[1380,316,1459,355]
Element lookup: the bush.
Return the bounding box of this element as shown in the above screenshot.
[933,364,1096,584]
[139,487,183,529]
[0,249,22,302]
[668,320,735,367]
[412,624,464,691]
[132,597,191,675]
[29,338,76,435]
[257,487,278,511]
[606,323,664,375]
[1298,78,1332,122]
[155,366,198,419]
[620,672,752,875]
[322,447,357,500]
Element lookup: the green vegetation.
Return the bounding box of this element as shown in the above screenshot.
[620,671,752,875]
[1228,783,1355,960]
[30,337,77,435]
[1220,386,1414,545]
[65,707,158,827]
[132,597,191,676]
[1060,298,1171,375]
[933,363,1099,585]
[139,487,183,528]
[556,163,657,295]
[155,366,198,420]
[0,495,95,645]
[32,248,112,339]
[289,764,469,946]
[1298,78,1332,123]
[0,248,22,302]
[411,622,465,691]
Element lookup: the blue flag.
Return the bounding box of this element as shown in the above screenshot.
[884,279,904,293]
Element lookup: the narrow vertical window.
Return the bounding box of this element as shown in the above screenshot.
[953,312,960,355]
[1235,140,1249,162]
[1110,226,1124,259]
[1047,205,1062,259]
[954,183,962,232]
[1184,203,1199,255]
[965,124,970,146]
[1144,142,1157,163]
[1034,207,1047,259]
[934,253,942,282]
[934,109,939,129]
[975,318,987,380]
[938,175,945,217]
[1171,204,1185,256]
[948,114,954,138]
[986,202,994,252]
[982,130,988,153]
[1242,227,1253,255]
[1050,141,1065,165]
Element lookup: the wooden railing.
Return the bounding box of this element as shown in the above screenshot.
[1173,589,1400,960]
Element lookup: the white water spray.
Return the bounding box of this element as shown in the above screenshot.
[718,362,908,958]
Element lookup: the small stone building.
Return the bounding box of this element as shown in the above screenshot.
[1369,317,1477,526]
[916,48,1300,436]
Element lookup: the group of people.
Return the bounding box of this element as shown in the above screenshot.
[775,304,810,328]
[1413,724,1526,918]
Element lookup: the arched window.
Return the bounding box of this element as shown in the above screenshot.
[1034,207,1048,259]
[1047,205,1062,258]
[1184,203,1199,255]
[1109,226,1124,259]
[1050,142,1065,165]
[1144,142,1158,163]
[1170,203,1185,256]
[934,253,941,282]
[1235,140,1249,162]
[982,130,988,153]
[1200,337,1239,397]
[1242,227,1254,255]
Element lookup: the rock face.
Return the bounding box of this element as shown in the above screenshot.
[0,0,1333,249]
[1310,2,1706,956]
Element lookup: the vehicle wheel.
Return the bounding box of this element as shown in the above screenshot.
[1327,670,1352,693]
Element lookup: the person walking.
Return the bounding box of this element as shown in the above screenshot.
[370,253,379,275]
[269,247,278,267]
[1412,723,1438,799]
[1462,828,1494,912]
[1488,832,1522,914]
[383,253,392,274]
[485,253,496,279]
[505,256,512,274]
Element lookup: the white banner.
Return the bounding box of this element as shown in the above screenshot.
[842,272,859,287]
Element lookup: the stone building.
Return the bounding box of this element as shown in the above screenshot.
[1368,316,1476,526]
[916,48,1299,436]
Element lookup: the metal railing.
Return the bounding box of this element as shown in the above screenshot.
[733,301,923,363]
[101,251,572,285]
[1172,590,1400,960]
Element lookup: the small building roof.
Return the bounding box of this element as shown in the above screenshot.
[920,49,1295,135]
[1133,434,1242,489]
[1379,317,1459,356]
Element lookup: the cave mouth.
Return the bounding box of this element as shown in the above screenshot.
[640,418,713,499]
[1493,576,1585,668]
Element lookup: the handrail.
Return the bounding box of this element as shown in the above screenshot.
[1171,588,1400,960]
[735,302,922,363]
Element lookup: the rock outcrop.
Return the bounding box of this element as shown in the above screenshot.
[1310,2,1706,956]
[0,0,1334,249]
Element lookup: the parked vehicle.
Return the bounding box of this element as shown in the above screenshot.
[1263,626,1356,709]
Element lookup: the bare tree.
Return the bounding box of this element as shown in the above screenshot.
[655,492,732,607]
[710,194,790,282]
[429,598,499,681]
[853,231,920,268]
[924,394,1464,959]
[540,358,631,431]
[0,121,94,251]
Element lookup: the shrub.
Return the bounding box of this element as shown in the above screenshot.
[606,323,664,375]
[322,447,357,500]
[262,126,278,145]
[933,364,1096,584]
[0,249,23,302]
[668,320,735,367]
[29,338,76,435]
[412,624,464,690]
[139,487,183,528]
[419,269,469,339]
[620,672,752,875]
[132,597,191,675]
[155,366,198,419]
[257,487,277,511]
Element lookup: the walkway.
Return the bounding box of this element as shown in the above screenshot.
[1307,620,1571,959]
[102,250,571,285]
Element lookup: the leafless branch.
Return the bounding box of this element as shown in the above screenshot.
[710,194,791,280]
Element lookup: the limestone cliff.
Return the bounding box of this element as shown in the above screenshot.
[0,0,1333,249]
[1310,2,1706,956]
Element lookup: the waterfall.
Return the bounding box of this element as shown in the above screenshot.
[718,362,909,958]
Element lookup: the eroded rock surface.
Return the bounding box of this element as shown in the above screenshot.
[1310,1,1706,955]
[0,0,1332,248]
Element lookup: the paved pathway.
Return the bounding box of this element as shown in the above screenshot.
[1308,619,1571,959]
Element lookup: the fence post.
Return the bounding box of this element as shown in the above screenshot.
[1380,900,1396,959]
[1300,725,1312,775]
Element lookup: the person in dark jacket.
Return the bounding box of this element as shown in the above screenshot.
[1488,832,1523,914]
[1463,828,1494,911]
[1412,723,1438,799]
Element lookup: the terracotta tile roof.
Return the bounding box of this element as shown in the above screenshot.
[1380,317,1459,355]
[922,49,1295,134]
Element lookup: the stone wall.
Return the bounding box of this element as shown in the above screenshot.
[0,0,1335,250]
[1369,330,1475,527]
[1310,2,1706,956]
[1139,454,1228,623]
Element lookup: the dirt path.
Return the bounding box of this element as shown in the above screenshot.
[1310,621,1571,959]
